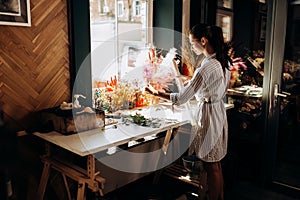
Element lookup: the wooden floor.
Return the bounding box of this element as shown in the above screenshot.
[100,172,299,200]
[1,134,299,200]
[1,156,300,200]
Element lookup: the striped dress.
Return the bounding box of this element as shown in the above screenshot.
[170,53,231,162]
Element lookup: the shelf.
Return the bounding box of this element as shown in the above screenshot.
[163,163,201,188]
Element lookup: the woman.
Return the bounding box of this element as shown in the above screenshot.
[147,24,232,200]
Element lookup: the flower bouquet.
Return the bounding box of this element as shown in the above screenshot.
[135,46,177,92]
[93,46,178,111]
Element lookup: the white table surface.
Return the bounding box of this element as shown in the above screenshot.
[33,103,234,157]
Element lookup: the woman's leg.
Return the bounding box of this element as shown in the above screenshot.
[203,161,224,200]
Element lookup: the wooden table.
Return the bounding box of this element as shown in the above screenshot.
[34,103,234,200]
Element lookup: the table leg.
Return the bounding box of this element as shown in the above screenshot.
[37,160,51,200]
[162,127,179,155]
[87,155,95,179]
[77,181,86,200]
[154,127,180,184]
[87,154,105,196]
[62,173,72,200]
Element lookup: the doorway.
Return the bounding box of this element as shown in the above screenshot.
[262,0,300,197]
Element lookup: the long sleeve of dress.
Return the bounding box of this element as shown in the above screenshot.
[170,68,204,105]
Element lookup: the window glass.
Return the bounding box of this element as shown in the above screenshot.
[216,9,233,42]
[217,0,233,9]
[117,1,123,16]
[90,0,152,90]
[134,0,141,16]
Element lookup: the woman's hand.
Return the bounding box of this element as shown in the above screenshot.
[145,84,158,95]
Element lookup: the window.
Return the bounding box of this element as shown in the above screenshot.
[217,0,233,9]
[216,0,234,42]
[90,0,153,90]
[117,1,124,17]
[216,9,233,42]
[133,0,141,16]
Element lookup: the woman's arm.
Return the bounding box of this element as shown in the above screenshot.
[155,91,170,100]
[145,86,170,100]
[146,68,204,104]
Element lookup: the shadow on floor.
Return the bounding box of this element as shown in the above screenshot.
[99,172,299,200]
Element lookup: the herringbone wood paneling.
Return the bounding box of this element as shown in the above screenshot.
[0,0,70,129]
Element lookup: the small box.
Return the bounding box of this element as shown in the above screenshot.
[95,109,105,127]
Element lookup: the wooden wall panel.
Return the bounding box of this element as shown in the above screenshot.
[0,0,70,129]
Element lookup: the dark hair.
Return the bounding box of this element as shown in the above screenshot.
[190,24,232,72]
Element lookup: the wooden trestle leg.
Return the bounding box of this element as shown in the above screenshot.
[37,143,105,200]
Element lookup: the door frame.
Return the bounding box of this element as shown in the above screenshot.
[261,0,287,186]
[261,0,300,195]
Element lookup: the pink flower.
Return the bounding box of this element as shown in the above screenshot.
[231,57,247,70]
[144,65,155,83]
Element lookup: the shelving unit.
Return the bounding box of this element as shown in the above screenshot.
[163,163,200,187]
[162,162,208,199]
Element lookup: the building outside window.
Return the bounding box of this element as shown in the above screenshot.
[90,0,152,90]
